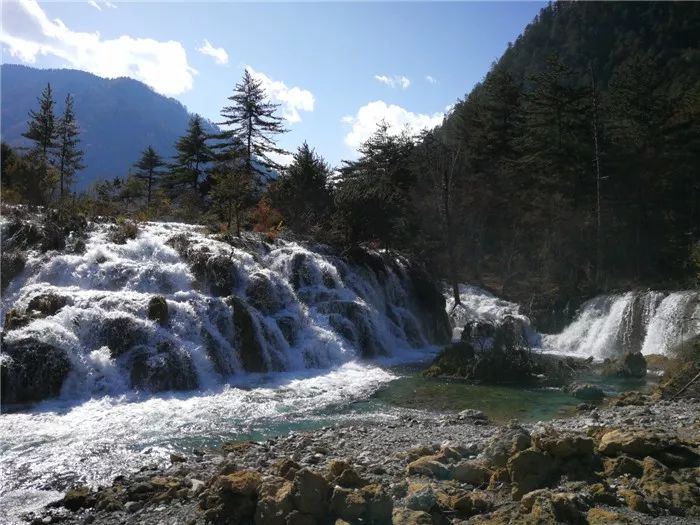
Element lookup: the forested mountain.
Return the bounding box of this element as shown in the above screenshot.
[0,64,218,189]
[320,2,700,328]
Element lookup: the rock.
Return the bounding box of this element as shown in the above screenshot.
[361,484,392,523]
[597,429,669,458]
[129,344,198,392]
[457,409,489,422]
[602,352,647,378]
[330,487,366,522]
[451,461,491,485]
[3,308,31,331]
[406,455,450,479]
[603,455,644,478]
[405,445,438,463]
[479,426,532,468]
[255,477,294,525]
[404,485,436,512]
[617,488,649,513]
[273,458,300,481]
[99,316,147,357]
[507,448,555,500]
[62,486,94,511]
[316,301,386,357]
[335,468,367,489]
[568,383,606,401]
[0,337,70,406]
[608,391,652,407]
[292,468,331,517]
[275,315,298,345]
[285,510,317,525]
[227,296,268,373]
[533,430,595,459]
[124,500,142,513]
[246,273,283,314]
[170,453,186,463]
[391,508,433,525]
[200,470,262,524]
[1,250,27,291]
[147,296,169,325]
[27,293,68,316]
[587,507,632,525]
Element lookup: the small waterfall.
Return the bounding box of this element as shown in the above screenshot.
[1,217,450,406]
[542,290,699,359]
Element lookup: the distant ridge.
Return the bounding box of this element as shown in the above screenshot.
[0,64,219,190]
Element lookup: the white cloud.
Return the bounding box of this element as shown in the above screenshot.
[425,75,438,84]
[197,39,228,65]
[246,65,314,124]
[374,74,410,89]
[341,100,444,150]
[0,0,196,96]
[87,0,117,11]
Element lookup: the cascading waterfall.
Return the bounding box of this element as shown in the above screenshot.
[1,219,449,407]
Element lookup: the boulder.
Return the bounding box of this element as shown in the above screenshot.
[568,383,605,401]
[451,461,491,485]
[1,337,70,405]
[0,250,26,291]
[316,301,386,357]
[404,485,436,512]
[479,425,532,468]
[246,273,283,314]
[587,507,633,525]
[602,352,647,378]
[129,344,198,392]
[27,293,68,316]
[61,485,94,511]
[507,448,555,500]
[292,468,331,517]
[330,486,366,521]
[147,296,169,325]
[227,296,268,373]
[603,455,644,478]
[597,429,669,458]
[3,309,31,331]
[100,316,147,357]
[255,477,294,525]
[533,430,595,460]
[200,470,261,524]
[273,458,300,481]
[406,456,450,479]
[361,484,392,523]
[392,508,433,525]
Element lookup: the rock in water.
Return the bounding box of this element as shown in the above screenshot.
[0,338,70,405]
[147,296,169,325]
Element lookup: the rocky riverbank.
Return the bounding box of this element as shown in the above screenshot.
[25,394,700,525]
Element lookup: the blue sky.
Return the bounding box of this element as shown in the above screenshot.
[1,0,546,167]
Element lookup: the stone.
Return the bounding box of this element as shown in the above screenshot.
[227,296,268,373]
[586,507,632,525]
[147,296,169,325]
[274,458,300,481]
[597,429,668,458]
[534,431,595,459]
[568,383,605,401]
[285,510,317,525]
[602,352,647,378]
[404,485,436,512]
[292,468,331,517]
[255,477,294,525]
[3,308,31,331]
[27,293,67,316]
[391,508,433,525]
[246,273,283,314]
[62,486,94,511]
[479,426,532,468]
[1,337,70,406]
[199,470,261,523]
[129,344,198,392]
[361,483,393,523]
[617,488,649,513]
[507,448,555,500]
[330,487,366,522]
[603,456,644,478]
[451,461,491,485]
[406,455,450,479]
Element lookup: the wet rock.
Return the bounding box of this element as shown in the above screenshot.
[3,308,31,331]
[316,301,386,357]
[602,352,647,378]
[403,261,451,344]
[0,337,70,405]
[147,296,169,325]
[275,315,298,345]
[100,316,147,357]
[227,296,268,372]
[27,293,68,316]
[507,448,555,500]
[1,250,26,291]
[246,273,283,314]
[285,510,316,525]
[129,344,198,392]
[568,382,605,401]
[461,320,496,341]
[61,486,94,511]
[255,476,294,525]
[292,468,331,517]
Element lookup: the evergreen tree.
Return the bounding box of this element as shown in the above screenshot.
[210,154,251,232]
[268,142,332,234]
[218,69,287,185]
[55,94,85,198]
[23,83,57,160]
[133,146,166,208]
[170,115,213,192]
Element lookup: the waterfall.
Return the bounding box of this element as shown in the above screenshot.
[542,290,699,359]
[1,218,450,406]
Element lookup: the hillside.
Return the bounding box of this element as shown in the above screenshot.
[0,64,218,190]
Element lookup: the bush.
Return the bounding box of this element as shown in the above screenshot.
[659,335,700,399]
[108,217,140,244]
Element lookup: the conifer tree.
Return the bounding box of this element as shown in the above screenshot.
[23,83,57,190]
[218,69,287,185]
[171,115,213,191]
[55,94,85,198]
[133,146,166,208]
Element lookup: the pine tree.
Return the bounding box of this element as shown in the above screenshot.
[210,153,252,232]
[269,142,332,234]
[23,83,57,190]
[170,115,213,192]
[55,94,85,198]
[133,146,166,208]
[218,69,287,185]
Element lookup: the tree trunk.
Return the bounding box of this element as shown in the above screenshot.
[590,63,603,287]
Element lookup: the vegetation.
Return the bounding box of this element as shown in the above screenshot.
[2,3,698,326]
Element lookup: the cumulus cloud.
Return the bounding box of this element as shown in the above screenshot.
[425,75,438,84]
[246,65,314,124]
[341,100,444,150]
[87,0,117,11]
[0,0,196,95]
[197,39,228,65]
[374,74,410,89]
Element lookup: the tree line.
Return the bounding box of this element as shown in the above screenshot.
[2,2,698,326]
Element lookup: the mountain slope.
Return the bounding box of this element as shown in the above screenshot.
[1,64,219,190]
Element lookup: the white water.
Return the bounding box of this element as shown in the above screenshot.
[0,219,443,522]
